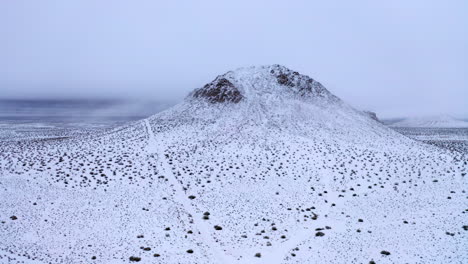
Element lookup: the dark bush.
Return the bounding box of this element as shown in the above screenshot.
[380,250,390,255]
[129,256,141,262]
[315,232,325,237]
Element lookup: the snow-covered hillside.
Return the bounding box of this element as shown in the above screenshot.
[1,65,466,263]
[391,115,468,128]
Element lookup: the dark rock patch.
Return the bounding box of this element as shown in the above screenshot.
[192,77,243,103]
[277,74,294,87]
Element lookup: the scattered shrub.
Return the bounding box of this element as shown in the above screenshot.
[380,250,390,256]
[129,256,141,262]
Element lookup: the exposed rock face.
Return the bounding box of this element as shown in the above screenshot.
[268,65,330,97]
[192,77,243,103]
[276,73,295,87]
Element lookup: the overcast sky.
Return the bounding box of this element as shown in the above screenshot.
[1,0,467,118]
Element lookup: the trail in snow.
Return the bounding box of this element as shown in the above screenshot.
[144,120,236,264]
[264,187,337,263]
[260,227,314,264]
[145,117,332,264]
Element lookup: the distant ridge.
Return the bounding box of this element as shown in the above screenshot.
[391,115,468,128]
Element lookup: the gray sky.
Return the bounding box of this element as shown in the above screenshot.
[1,0,467,118]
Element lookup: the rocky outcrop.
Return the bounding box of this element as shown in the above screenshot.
[192,77,243,103]
[269,65,330,97]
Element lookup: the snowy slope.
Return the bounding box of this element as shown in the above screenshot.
[391,115,468,128]
[1,65,467,264]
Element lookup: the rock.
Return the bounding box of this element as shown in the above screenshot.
[192,78,243,103]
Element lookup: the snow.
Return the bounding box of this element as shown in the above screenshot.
[0,65,466,263]
[391,115,468,128]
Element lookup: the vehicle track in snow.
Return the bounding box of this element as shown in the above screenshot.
[144,119,236,264]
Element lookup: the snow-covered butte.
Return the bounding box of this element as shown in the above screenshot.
[0,65,466,264]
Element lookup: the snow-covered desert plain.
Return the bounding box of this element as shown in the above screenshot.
[0,65,467,263]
